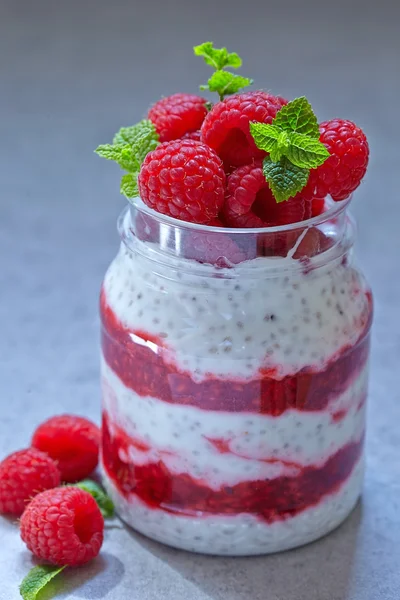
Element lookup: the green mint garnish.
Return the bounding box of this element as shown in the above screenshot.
[273,96,320,138]
[194,42,242,70]
[74,479,115,518]
[250,123,281,154]
[95,144,138,172]
[250,97,329,202]
[200,71,253,98]
[120,173,138,200]
[263,157,309,203]
[285,133,330,169]
[194,41,252,100]
[95,119,159,200]
[112,119,158,148]
[20,565,66,600]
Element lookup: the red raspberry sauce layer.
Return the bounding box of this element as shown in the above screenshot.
[100,292,371,416]
[102,413,364,523]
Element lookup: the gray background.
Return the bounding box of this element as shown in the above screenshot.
[0,0,399,598]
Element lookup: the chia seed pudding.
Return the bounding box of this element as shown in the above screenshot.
[100,202,372,555]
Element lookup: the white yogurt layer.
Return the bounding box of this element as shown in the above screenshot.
[103,243,370,380]
[102,458,364,556]
[102,358,367,490]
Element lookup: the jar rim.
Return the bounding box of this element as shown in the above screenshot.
[129,194,352,234]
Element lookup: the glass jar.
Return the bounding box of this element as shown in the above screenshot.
[100,196,372,556]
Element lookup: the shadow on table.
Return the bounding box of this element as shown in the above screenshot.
[37,552,124,600]
[128,502,363,600]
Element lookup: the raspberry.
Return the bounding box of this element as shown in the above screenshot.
[304,198,313,220]
[252,193,305,226]
[224,161,268,217]
[184,231,246,267]
[182,130,201,141]
[303,119,369,201]
[208,217,225,226]
[223,204,266,228]
[223,162,305,227]
[138,139,225,224]
[201,91,287,168]
[0,449,61,516]
[148,94,207,142]
[293,227,331,259]
[222,162,273,227]
[32,415,100,483]
[20,487,104,566]
[310,198,326,217]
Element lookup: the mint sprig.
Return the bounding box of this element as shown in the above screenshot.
[95,119,159,200]
[20,565,66,600]
[250,97,329,202]
[286,133,330,169]
[95,144,138,172]
[194,41,252,100]
[194,42,242,70]
[263,157,309,203]
[201,71,253,98]
[120,173,138,199]
[273,96,320,138]
[73,479,114,518]
[112,120,157,146]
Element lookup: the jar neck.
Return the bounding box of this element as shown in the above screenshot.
[118,197,355,279]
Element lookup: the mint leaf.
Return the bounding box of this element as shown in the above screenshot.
[113,120,158,147]
[249,123,281,153]
[273,97,320,138]
[20,565,66,600]
[263,156,309,203]
[194,42,242,70]
[194,42,252,100]
[120,173,138,199]
[201,71,252,100]
[250,97,328,203]
[131,131,159,165]
[96,119,159,200]
[95,143,128,162]
[74,479,115,518]
[286,133,330,169]
[95,144,139,172]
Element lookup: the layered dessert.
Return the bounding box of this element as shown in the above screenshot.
[96,42,372,554]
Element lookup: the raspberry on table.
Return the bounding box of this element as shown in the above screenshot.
[20,487,104,566]
[148,93,208,142]
[201,91,287,169]
[0,448,61,516]
[303,119,369,201]
[138,139,226,224]
[32,415,100,483]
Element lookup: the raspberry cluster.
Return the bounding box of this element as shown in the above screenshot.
[143,92,368,232]
[95,44,369,261]
[0,414,104,568]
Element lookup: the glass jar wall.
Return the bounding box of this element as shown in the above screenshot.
[100,197,372,556]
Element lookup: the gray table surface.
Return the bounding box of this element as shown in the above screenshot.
[1,0,399,598]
